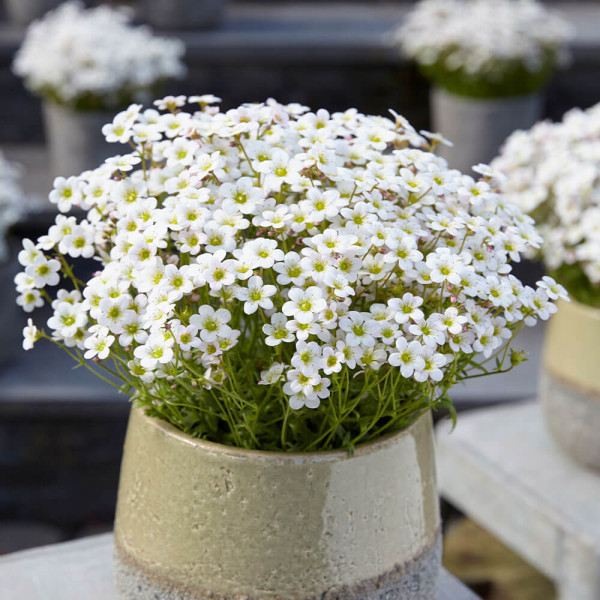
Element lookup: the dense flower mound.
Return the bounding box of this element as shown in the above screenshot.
[0,152,23,262]
[493,103,600,305]
[396,0,571,97]
[12,1,185,110]
[16,95,564,450]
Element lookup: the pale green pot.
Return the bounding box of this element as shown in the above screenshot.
[114,408,441,600]
[541,299,600,470]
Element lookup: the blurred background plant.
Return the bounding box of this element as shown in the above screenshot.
[1,2,599,599]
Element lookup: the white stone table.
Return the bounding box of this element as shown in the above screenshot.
[0,533,479,599]
[436,401,600,600]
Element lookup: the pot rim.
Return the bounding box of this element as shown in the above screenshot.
[131,405,432,462]
[557,297,600,321]
[431,85,542,102]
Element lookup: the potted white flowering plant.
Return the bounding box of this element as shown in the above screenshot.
[12,1,185,177]
[16,94,560,599]
[395,0,572,174]
[493,104,600,470]
[0,152,24,366]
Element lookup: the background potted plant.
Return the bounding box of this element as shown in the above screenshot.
[395,0,572,174]
[12,1,186,177]
[15,95,560,599]
[493,103,600,470]
[0,152,24,367]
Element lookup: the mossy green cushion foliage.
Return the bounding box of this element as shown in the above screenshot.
[551,264,600,308]
[420,51,557,99]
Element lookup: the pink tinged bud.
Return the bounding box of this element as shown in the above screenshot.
[450,295,458,303]
[92,357,100,363]
[164,323,171,330]
[171,384,177,389]
[190,293,201,302]
[192,381,198,387]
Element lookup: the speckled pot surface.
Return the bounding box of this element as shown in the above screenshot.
[43,101,116,177]
[114,408,441,600]
[541,299,600,470]
[431,87,542,175]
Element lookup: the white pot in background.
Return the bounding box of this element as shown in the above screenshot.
[43,101,116,177]
[540,299,600,471]
[431,87,543,175]
[140,0,229,30]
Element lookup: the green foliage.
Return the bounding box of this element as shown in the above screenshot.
[40,82,164,112]
[420,50,558,99]
[551,264,600,308]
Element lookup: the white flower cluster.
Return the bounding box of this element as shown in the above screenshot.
[493,103,600,284]
[17,95,563,411]
[396,0,571,77]
[0,152,23,262]
[12,1,185,108]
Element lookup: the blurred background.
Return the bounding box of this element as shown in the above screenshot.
[0,1,598,599]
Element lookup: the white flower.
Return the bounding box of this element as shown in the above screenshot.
[189,305,232,342]
[263,313,293,346]
[389,338,425,378]
[537,275,569,301]
[133,331,174,369]
[49,176,82,212]
[338,312,379,348]
[84,328,115,360]
[17,289,44,313]
[291,341,322,375]
[389,293,424,324]
[238,238,284,270]
[282,286,326,324]
[322,345,344,374]
[23,319,38,350]
[235,275,276,314]
[412,348,447,382]
[433,307,468,335]
[259,362,284,385]
[26,256,61,288]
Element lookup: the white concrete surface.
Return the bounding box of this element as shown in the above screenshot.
[436,401,600,600]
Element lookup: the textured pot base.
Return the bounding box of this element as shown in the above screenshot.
[540,369,600,471]
[114,530,442,600]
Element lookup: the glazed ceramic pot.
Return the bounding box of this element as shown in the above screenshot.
[4,0,62,25]
[42,101,115,177]
[139,0,229,30]
[540,299,600,470]
[431,87,543,174]
[114,408,441,600]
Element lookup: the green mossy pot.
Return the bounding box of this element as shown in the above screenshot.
[114,408,441,600]
[541,299,600,470]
